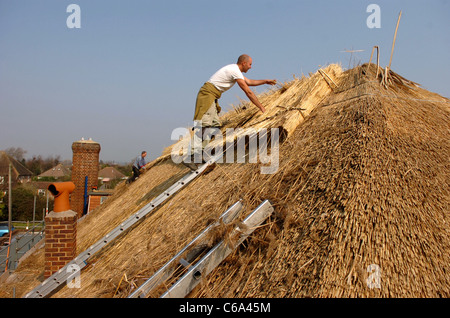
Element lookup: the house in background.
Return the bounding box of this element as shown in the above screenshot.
[34,181,53,197]
[98,166,126,189]
[0,151,33,191]
[38,163,71,180]
[85,167,127,213]
[87,189,113,213]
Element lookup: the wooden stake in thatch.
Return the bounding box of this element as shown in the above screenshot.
[367,46,380,78]
[388,11,402,69]
[381,11,402,89]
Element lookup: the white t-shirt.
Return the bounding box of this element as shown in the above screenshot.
[208,64,245,93]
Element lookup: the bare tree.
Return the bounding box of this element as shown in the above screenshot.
[4,147,27,162]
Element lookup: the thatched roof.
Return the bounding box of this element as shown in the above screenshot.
[0,151,33,190]
[0,151,33,178]
[1,63,448,298]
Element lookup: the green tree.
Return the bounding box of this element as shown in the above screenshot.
[0,185,51,221]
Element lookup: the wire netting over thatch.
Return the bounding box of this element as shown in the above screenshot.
[1,63,448,298]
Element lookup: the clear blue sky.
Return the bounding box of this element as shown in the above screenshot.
[1,0,449,163]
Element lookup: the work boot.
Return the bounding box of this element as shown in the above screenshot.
[182,161,199,171]
[181,154,200,171]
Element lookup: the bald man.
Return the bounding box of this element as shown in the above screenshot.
[189,54,276,167]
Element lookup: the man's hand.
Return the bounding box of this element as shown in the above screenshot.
[265,79,277,86]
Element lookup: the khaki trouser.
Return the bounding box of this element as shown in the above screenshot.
[190,82,223,162]
[191,101,222,161]
[193,82,222,121]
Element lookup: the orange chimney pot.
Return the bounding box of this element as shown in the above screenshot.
[48,182,76,212]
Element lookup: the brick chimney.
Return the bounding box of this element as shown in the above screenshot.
[45,182,77,278]
[71,138,101,217]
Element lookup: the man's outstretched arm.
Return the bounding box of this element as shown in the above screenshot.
[236,78,272,113]
[245,78,277,87]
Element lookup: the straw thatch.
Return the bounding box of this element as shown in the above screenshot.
[1,63,448,298]
[189,64,450,298]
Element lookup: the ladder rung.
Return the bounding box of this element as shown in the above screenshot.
[179,259,190,268]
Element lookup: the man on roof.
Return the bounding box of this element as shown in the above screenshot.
[127,151,147,183]
[188,54,277,168]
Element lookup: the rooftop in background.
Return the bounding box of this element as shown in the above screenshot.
[38,163,71,179]
[0,151,33,189]
[98,166,126,180]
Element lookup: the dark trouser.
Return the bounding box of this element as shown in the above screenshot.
[129,166,140,182]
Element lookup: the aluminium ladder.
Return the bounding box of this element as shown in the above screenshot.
[24,155,222,298]
[128,200,244,298]
[130,200,274,298]
[25,129,268,298]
